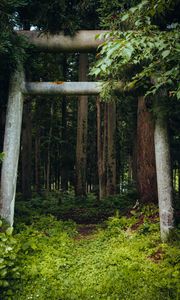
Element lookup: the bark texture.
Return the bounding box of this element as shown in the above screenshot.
[137,96,158,203]
[97,99,106,199]
[21,99,32,199]
[35,125,41,194]
[154,101,174,242]
[75,54,88,196]
[61,55,68,191]
[106,102,116,195]
[97,101,116,199]
[0,67,24,225]
[46,104,53,192]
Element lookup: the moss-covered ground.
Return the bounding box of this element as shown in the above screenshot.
[1,194,180,300]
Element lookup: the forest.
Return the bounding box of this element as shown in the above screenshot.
[0,0,180,299]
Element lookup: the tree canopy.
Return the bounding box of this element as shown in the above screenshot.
[91,0,180,100]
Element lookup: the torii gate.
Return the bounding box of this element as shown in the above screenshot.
[0,30,173,242]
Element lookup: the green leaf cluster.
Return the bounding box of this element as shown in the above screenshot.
[91,0,180,100]
[0,220,19,294]
[0,152,5,162]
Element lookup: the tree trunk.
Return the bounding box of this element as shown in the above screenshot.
[137,96,158,203]
[75,53,88,196]
[102,104,108,197]
[0,66,24,225]
[132,134,137,183]
[106,102,116,195]
[21,99,32,199]
[61,55,68,191]
[128,155,133,183]
[61,96,69,190]
[97,99,107,199]
[154,98,174,242]
[96,98,101,199]
[46,103,53,192]
[20,22,32,199]
[35,125,41,193]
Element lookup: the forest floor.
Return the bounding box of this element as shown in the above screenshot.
[75,224,98,240]
[1,194,180,300]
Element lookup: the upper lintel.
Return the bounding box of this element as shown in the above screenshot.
[17,30,109,52]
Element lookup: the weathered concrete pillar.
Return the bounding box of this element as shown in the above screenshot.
[154,97,174,242]
[0,66,24,225]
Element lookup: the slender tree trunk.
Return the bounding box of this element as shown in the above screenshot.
[137,96,158,203]
[61,55,68,191]
[58,149,61,190]
[46,150,51,191]
[61,96,68,190]
[35,125,41,193]
[55,161,59,190]
[132,134,137,183]
[96,98,101,198]
[21,99,32,199]
[128,155,133,183]
[97,102,107,199]
[21,22,32,199]
[46,103,53,192]
[102,103,108,197]
[97,98,107,199]
[106,102,116,195]
[0,66,24,225]
[75,53,88,196]
[154,98,174,242]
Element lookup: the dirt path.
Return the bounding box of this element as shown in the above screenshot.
[75,224,98,240]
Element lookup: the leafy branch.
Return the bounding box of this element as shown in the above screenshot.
[90,0,180,100]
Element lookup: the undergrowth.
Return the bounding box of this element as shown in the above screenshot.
[0,221,19,294]
[1,202,180,300]
[14,190,137,225]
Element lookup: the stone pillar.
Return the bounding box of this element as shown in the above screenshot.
[0,66,24,225]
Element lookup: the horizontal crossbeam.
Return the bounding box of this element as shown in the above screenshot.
[17,30,108,52]
[22,81,127,96]
[22,82,102,95]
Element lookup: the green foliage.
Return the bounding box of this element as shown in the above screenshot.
[91,0,180,100]
[0,152,5,162]
[3,208,180,299]
[14,190,137,226]
[17,0,100,34]
[97,0,139,29]
[0,0,28,66]
[119,0,179,30]
[0,219,19,294]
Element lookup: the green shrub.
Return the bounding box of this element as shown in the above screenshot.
[0,219,19,296]
[14,190,139,225]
